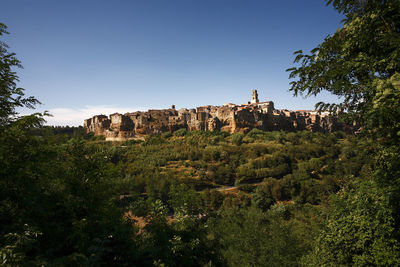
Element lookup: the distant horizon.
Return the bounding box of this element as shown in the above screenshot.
[3,0,344,126]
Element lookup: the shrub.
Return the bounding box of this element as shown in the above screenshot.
[173,128,187,137]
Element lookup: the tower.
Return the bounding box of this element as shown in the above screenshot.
[251,89,259,104]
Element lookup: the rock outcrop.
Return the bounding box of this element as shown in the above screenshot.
[84,90,347,140]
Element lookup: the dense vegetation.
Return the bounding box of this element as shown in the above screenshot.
[1,122,367,265]
[1,0,400,265]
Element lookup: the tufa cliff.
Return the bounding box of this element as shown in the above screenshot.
[84,90,347,141]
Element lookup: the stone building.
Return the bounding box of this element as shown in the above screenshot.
[251,89,259,104]
[84,90,347,140]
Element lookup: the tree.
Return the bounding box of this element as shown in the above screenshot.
[252,184,275,211]
[287,0,400,121]
[0,24,141,265]
[210,205,310,267]
[0,23,40,127]
[302,179,400,266]
[287,1,400,264]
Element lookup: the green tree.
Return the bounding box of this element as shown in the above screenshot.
[287,0,400,265]
[252,184,275,211]
[230,132,244,146]
[168,184,202,215]
[0,23,40,127]
[287,0,400,120]
[303,179,400,266]
[210,205,310,267]
[0,23,140,265]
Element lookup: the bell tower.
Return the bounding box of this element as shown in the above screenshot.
[251,89,259,104]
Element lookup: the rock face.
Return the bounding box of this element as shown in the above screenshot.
[84,90,347,140]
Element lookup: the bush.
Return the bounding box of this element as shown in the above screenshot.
[230,133,244,145]
[252,185,275,211]
[161,132,172,139]
[173,128,187,137]
[239,184,255,193]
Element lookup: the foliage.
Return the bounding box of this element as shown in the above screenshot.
[173,128,187,137]
[367,73,400,144]
[303,179,400,266]
[288,1,400,266]
[0,129,139,264]
[252,184,275,211]
[230,132,244,145]
[210,204,319,267]
[168,184,202,215]
[287,0,400,120]
[0,23,40,127]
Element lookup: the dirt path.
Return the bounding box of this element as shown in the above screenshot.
[216,181,264,192]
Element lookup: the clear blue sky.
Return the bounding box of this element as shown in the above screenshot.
[2,0,343,126]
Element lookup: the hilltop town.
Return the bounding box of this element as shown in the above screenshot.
[84,90,345,140]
